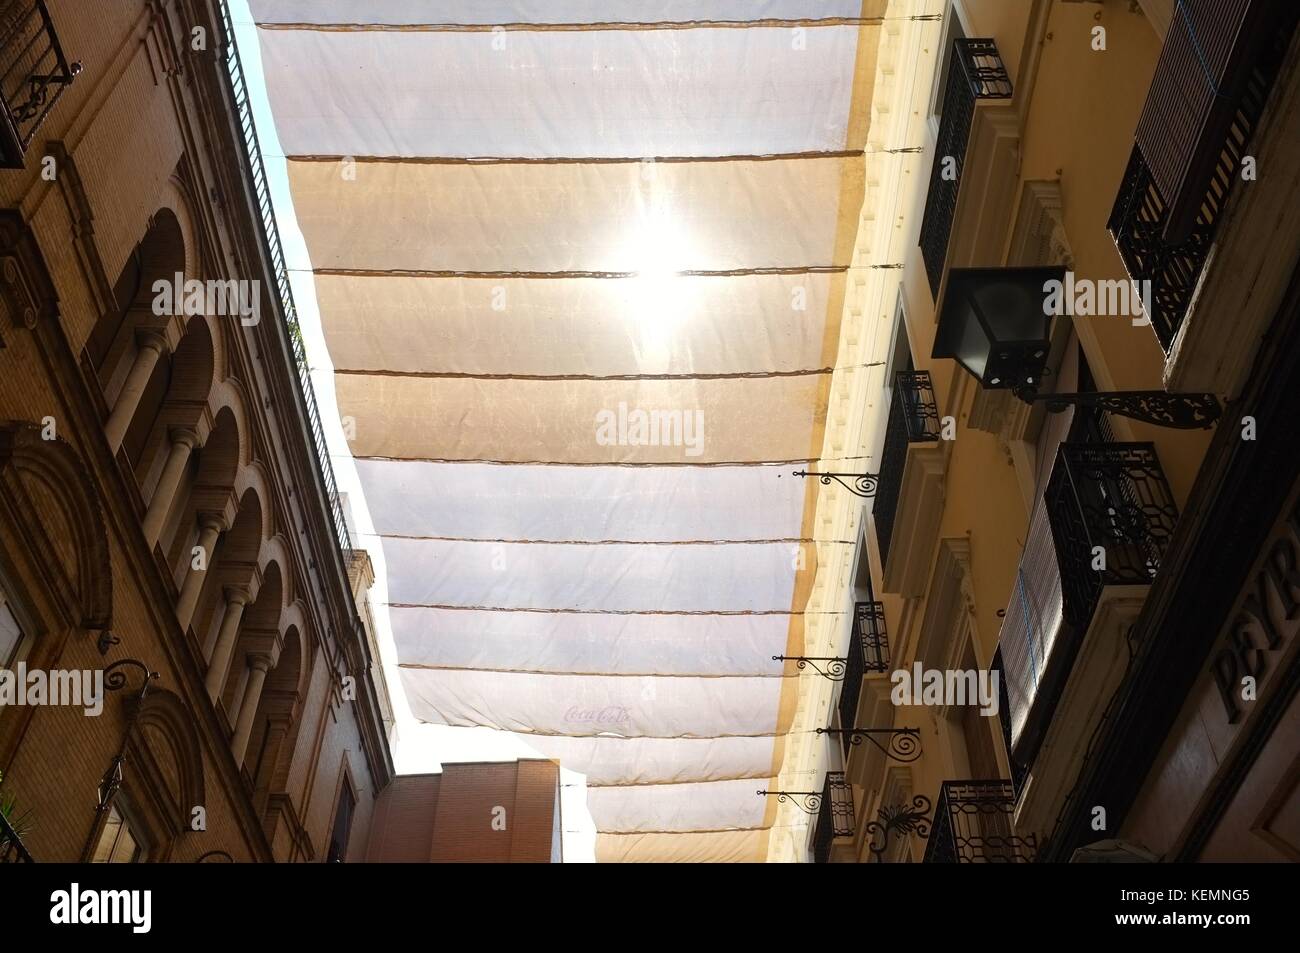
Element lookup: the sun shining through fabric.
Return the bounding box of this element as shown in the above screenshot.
[251,0,878,861]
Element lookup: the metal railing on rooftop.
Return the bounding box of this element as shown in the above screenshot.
[216,1,352,561]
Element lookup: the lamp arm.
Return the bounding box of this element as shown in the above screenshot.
[1013,387,1221,430]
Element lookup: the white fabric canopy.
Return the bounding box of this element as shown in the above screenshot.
[318,273,835,377]
[400,668,784,737]
[257,28,861,158]
[287,157,857,273]
[357,460,808,543]
[505,733,781,786]
[383,538,800,612]
[390,608,794,675]
[251,1,868,27]
[253,0,881,861]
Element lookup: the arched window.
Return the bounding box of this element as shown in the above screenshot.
[86,209,186,405]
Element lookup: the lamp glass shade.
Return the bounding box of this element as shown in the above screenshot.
[933,266,1065,389]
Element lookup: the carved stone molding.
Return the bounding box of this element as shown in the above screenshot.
[0,420,113,631]
[1007,180,1073,271]
[44,142,115,318]
[882,445,949,598]
[914,537,976,675]
[0,210,60,342]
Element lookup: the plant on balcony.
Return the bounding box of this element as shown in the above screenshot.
[0,770,34,849]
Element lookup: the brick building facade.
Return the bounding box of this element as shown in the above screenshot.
[0,0,396,863]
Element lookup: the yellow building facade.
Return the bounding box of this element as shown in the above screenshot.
[779,0,1300,863]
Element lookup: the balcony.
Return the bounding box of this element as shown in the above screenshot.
[1107,1,1295,351]
[0,0,79,168]
[922,780,1035,863]
[812,772,855,864]
[837,601,890,758]
[0,810,33,863]
[999,443,1177,770]
[873,371,941,570]
[919,38,1012,298]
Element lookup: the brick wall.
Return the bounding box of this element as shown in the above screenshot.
[0,0,392,863]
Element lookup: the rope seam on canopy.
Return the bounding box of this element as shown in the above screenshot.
[353,456,820,466]
[332,367,834,382]
[286,150,863,165]
[388,604,846,615]
[584,772,772,788]
[410,722,789,740]
[399,663,791,679]
[372,533,853,545]
[310,266,851,279]
[256,16,933,33]
[592,821,764,826]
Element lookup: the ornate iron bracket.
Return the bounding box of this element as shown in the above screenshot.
[103,659,159,698]
[865,795,933,860]
[772,655,847,681]
[1013,385,1221,430]
[791,469,878,498]
[816,727,921,762]
[755,788,823,815]
[97,660,159,809]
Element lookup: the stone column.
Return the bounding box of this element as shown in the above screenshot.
[142,428,198,544]
[104,331,167,452]
[205,587,249,699]
[230,654,272,764]
[175,515,224,632]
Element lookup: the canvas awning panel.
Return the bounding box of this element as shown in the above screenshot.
[251,1,868,27]
[253,0,879,862]
[335,374,826,464]
[256,26,862,158]
[317,273,837,377]
[507,734,782,787]
[390,608,794,675]
[286,157,858,273]
[356,460,808,543]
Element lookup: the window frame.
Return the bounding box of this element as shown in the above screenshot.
[927,1,972,135]
[91,801,149,864]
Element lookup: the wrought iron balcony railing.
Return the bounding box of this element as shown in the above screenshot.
[0,810,34,863]
[837,601,889,757]
[0,0,79,167]
[922,780,1035,863]
[1047,443,1177,630]
[1107,2,1296,350]
[918,38,1012,298]
[998,442,1177,771]
[812,771,854,864]
[873,371,941,566]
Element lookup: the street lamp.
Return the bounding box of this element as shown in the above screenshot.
[932,266,1221,429]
